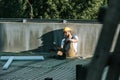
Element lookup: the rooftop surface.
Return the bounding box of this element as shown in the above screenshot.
[0,54,91,80]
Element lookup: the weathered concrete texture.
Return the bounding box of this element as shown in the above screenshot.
[0,22,102,57]
[0,58,90,80]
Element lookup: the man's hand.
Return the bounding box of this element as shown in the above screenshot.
[69,39,74,42]
[69,38,78,43]
[57,51,63,56]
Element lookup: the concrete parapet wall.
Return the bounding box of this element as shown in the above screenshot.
[0,22,102,57]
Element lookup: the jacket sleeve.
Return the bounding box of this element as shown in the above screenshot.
[61,39,65,48]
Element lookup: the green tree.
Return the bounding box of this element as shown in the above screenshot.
[0,0,108,19]
[58,0,74,19]
[0,0,34,18]
[70,0,107,19]
[79,0,106,19]
[43,0,60,19]
[33,0,59,19]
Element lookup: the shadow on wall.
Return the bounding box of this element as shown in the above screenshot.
[0,24,6,51]
[21,29,64,54]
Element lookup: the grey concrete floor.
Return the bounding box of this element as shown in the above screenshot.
[0,56,91,80]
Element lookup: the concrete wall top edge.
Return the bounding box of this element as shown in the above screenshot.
[0,18,101,24]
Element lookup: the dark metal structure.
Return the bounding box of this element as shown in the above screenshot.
[77,0,120,80]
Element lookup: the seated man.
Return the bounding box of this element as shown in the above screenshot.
[57,27,78,59]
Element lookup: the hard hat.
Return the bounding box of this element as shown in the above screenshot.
[63,27,72,32]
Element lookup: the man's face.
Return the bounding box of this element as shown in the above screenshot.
[64,31,71,37]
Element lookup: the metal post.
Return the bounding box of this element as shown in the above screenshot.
[0,56,44,60]
[44,77,53,80]
[0,56,44,70]
[2,56,14,70]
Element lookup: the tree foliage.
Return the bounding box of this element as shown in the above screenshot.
[0,0,108,19]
